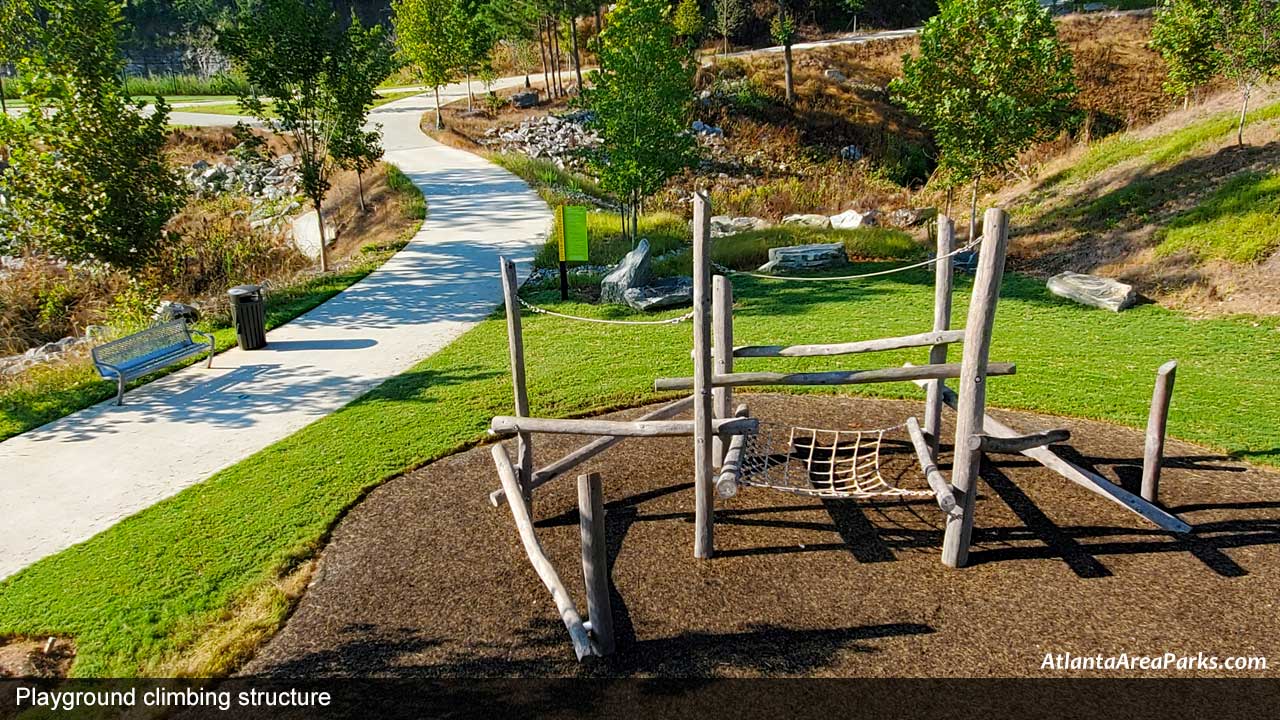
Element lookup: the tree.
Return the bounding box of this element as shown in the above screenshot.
[584,0,697,240]
[1150,0,1221,109]
[331,14,396,213]
[710,0,746,54]
[890,0,1076,239]
[458,0,499,111]
[221,0,392,272]
[771,3,798,103]
[0,0,185,268]
[0,0,34,116]
[393,0,465,129]
[674,0,705,42]
[840,0,865,32]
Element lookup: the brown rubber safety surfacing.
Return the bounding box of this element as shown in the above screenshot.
[244,394,1280,678]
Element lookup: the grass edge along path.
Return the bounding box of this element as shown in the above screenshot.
[0,257,1277,677]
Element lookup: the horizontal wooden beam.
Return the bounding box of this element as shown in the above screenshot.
[491,445,595,661]
[905,417,958,514]
[969,429,1070,454]
[490,415,758,439]
[490,395,695,507]
[734,329,966,358]
[715,404,751,499]
[654,362,1016,392]
[913,375,1191,534]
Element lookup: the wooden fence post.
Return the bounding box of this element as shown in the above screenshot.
[578,472,614,655]
[1141,360,1178,503]
[692,191,715,559]
[500,258,534,512]
[925,215,955,458]
[942,208,1009,569]
[712,275,733,467]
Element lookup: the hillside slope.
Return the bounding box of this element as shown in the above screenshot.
[1002,85,1280,317]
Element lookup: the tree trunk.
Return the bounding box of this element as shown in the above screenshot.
[783,44,795,103]
[552,19,563,97]
[433,85,442,129]
[466,70,473,112]
[356,169,366,213]
[968,179,979,243]
[595,5,605,49]
[314,200,329,273]
[539,18,551,95]
[0,76,7,115]
[570,16,583,91]
[1238,83,1252,146]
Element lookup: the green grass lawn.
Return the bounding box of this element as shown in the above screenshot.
[1,254,1277,677]
[1156,170,1280,263]
[192,90,420,117]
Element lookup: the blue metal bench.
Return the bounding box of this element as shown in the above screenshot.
[91,319,215,405]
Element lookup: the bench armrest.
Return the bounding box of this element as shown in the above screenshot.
[94,359,125,379]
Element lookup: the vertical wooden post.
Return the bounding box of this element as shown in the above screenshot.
[712,276,734,466]
[500,258,534,511]
[692,191,715,559]
[578,472,614,655]
[1141,360,1178,503]
[942,208,1009,569]
[925,215,955,458]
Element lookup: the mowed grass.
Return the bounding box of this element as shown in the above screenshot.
[1,260,1277,676]
[1156,170,1280,263]
[191,90,420,117]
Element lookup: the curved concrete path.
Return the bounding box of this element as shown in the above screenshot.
[0,78,552,581]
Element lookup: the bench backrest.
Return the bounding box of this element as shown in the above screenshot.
[93,320,196,371]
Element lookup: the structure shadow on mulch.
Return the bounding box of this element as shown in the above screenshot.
[245,394,1280,678]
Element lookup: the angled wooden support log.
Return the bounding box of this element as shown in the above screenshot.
[715,404,751,499]
[733,329,966,358]
[968,429,1071,454]
[654,362,1016,391]
[905,417,958,514]
[913,377,1191,535]
[489,415,757,438]
[489,395,694,507]
[491,445,595,661]
[1142,360,1178,503]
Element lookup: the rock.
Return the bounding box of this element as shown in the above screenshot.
[191,159,210,171]
[707,215,771,238]
[824,68,848,82]
[1047,272,1137,312]
[600,239,653,305]
[692,120,724,137]
[624,276,694,312]
[781,213,832,229]
[839,145,864,161]
[887,207,937,227]
[758,243,849,273]
[511,90,539,108]
[155,300,201,323]
[830,208,879,230]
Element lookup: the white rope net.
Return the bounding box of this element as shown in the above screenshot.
[731,421,935,500]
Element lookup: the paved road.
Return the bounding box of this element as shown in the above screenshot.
[0,76,553,581]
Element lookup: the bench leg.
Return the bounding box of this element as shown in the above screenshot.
[206,340,215,368]
[116,376,125,406]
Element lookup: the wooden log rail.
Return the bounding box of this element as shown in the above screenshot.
[733,329,966,359]
[715,404,751,499]
[654,362,1016,392]
[915,378,1191,534]
[905,417,958,514]
[489,395,694,507]
[491,446,596,660]
[489,415,758,438]
[968,429,1070,454]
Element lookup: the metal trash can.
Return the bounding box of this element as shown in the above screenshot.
[228,284,266,350]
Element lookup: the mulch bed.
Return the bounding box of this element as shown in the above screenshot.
[245,394,1280,678]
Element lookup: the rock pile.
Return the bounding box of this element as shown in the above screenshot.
[483,113,600,169]
[186,152,300,202]
[0,332,97,377]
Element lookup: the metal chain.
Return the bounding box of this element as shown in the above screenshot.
[516,295,695,326]
[713,237,982,282]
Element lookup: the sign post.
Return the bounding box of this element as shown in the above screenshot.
[558,206,589,300]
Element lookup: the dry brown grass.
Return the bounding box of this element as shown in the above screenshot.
[0,636,76,678]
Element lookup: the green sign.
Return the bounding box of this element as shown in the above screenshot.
[559,205,589,262]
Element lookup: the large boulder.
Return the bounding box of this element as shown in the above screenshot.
[781,213,832,229]
[600,239,653,305]
[1047,271,1137,312]
[887,207,937,228]
[624,276,693,312]
[830,208,879,230]
[707,215,771,238]
[511,90,539,108]
[154,300,201,324]
[758,243,849,273]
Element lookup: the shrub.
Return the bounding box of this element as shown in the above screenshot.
[0,257,126,354]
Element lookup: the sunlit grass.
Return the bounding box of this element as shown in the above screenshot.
[1157,170,1280,263]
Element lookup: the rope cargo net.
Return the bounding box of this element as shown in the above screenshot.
[728,422,936,500]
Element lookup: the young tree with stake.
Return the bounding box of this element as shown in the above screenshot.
[890,0,1076,241]
[393,0,465,129]
[771,3,797,104]
[710,0,746,55]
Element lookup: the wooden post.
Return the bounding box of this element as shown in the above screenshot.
[712,276,733,466]
[578,473,614,655]
[942,208,1009,569]
[925,215,955,457]
[692,191,715,559]
[1141,360,1178,503]
[500,258,534,511]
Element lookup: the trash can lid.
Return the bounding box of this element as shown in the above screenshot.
[228,284,261,298]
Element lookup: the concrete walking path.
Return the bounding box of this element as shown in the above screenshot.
[0,78,551,581]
